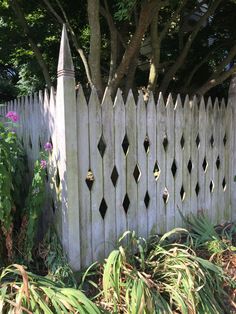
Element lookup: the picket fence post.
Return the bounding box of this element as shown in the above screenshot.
[228,74,236,221]
[56,24,81,269]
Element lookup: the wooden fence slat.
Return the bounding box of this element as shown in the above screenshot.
[102,89,116,256]
[77,87,92,267]
[228,101,236,221]
[211,99,220,224]
[114,90,127,240]
[228,78,236,220]
[136,93,148,238]
[198,98,206,213]
[88,88,104,261]
[190,97,199,217]
[223,100,231,221]
[126,90,138,234]
[166,94,175,230]
[182,95,191,219]
[156,94,167,234]
[205,98,213,219]
[146,93,157,234]
[174,95,184,226]
[48,88,60,228]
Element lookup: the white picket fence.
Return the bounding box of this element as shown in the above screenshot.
[1,26,236,270]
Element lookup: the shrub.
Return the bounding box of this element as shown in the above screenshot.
[101,229,229,314]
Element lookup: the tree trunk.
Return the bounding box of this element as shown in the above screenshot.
[147,13,160,93]
[88,0,103,97]
[100,2,118,85]
[109,0,159,97]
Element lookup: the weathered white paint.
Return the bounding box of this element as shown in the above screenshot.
[1,26,236,270]
[55,25,81,270]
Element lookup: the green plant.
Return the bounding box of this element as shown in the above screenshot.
[101,229,229,314]
[40,228,77,288]
[19,142,52,262]
[0,111,25,261]
[0,264,101,313]
[0,111,24,229]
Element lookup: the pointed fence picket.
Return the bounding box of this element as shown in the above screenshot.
[1,26,236,270]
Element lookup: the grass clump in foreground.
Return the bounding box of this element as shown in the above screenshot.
[1,214,236,313]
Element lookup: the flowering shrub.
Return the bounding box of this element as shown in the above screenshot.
[0,111,25,261]
[5,111,20,123]
[0,110,53,263]
[19,141,53,261]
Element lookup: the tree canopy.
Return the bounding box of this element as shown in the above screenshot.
[1,0,236,101]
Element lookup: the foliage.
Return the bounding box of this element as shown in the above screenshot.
[100,229,229,313]
[1,0,236,98]
[0,264,101,314]
[0,112,24,231]
[0,112,53,265]
[39,228,77,288]
[18,143,52,262]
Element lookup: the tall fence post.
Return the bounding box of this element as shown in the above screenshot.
[56,25,81,269]
[228,74,236,221]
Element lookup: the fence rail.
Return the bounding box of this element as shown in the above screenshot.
[1,25,236,270]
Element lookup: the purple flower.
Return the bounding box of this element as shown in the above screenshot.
[44,142,53,151]
[40,160,47,169]
[5,111,19,122]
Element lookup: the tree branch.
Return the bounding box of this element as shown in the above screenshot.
[159,0,188,41]
[159,0,222,95]
[196,44,236,95]
[109,0,159,96]
[42,0,93,87]
[9,0,52,88]
[182,43,226,92]
[100,1,118,84]
[196,63,236,96]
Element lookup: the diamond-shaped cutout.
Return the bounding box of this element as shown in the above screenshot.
[180,135,185,149]
[195,134,200,148]
[153,161,161,181]
[195,183,200,196]
[187,159,192,174]
[144,191,150,208]
[222,178,226,191]
[97,134,106,157]
[171,159,177,178]
[210,135,214,148]
[180,185,185,201]
[209,180,214,193]
[133,164,141,183]
[86,169,94,190]
[216,156,220,170]
[99,198,107,219]
[202,157,208,172]
[45,168,49,182]
[56,166,60,188]
[163,136,168,152]
[123,194,130,214]
[51,199,55,214]
[122,134,130,156]
[29,135,32,149]
[111,166,119,187]
[38,137,42,150]
[143,135,150,154]
[223,134,227,146]
[163,187,169,204]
